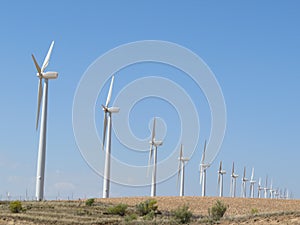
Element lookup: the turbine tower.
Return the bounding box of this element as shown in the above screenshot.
[249,168,256,198]
[32,41,58,201]
[274,188,279,199]
[148,118,163,197]
[199,140,210,197]
[264,175,269,199]
[217,161,226,197]
[269,178,274,199]
[101,76,120,198]
[177,144,189,197]
[257,177,263,198]
[230,162,238,197]
[241,167,248,198]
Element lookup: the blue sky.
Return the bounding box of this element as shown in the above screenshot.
[0,1,299,200]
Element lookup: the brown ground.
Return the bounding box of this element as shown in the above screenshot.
[0,196,300,224]
[100,196,300,216]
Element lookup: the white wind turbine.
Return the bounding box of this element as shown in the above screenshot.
[274,188,279,199]
[285,189,289,200]
[264,175,269,199]
[101,76,120,198]
[32,41,58,201]
[148,118,163,197]
[257,177,263,198]
[241,167,248,198]
[217,161,226,197]
[269,178,275,199]
[199,140,210,197]
[249,168,256,198]
[177,144,189,197]
[230,162,238,197]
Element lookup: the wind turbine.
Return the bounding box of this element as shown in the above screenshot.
[241,167,248,198]
[249,168,256,198]
[257,177,263,198]
[148,117,163,197]
[286,189,290,199]
[199,140,210,197]
[32,41,58,201]
[101,75,120,198]
[217,161,226,197]
[274,188,279,199]
[177,144,189,197]
[264,175,269,199]
[230,162,238,197]
[269,178,275,199]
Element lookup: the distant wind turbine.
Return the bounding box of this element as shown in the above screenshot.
[148,118,163,197]
[241,167,248,198]
[177,144,189,197]
[284,188,289,199]
[257,177,263,198]
[217,161,226,197]
[32,41,58,201]
[199,140,210,197]
[101,76,120,198]
[249,168,256,198]
[269,178,275,199]
[274,188,280,199]
[230,162,238,197]
[264,175,269,199]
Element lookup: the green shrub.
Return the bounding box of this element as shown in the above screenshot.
[9,201,23,213]
[85,198,95,206]
[209,200,228,221]
[124,213,137,222]
[251,208,259,215]
[107,203,128,216]
[136,199,158,216]
[143,210,155,220]
[173,205,193,224]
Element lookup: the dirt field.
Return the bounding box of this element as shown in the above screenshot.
[0,196,299,224]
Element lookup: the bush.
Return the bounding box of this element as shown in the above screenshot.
[251,208,259,215]
[107,203,128,216]
[209,200,228,221]
[124,213,137,222]
[9,201,23,213]
[85,198,95,206]
[173,205,193,224]
[143,210,155,220]
[136,199,158,216]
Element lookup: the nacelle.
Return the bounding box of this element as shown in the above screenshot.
[43,71,58,79]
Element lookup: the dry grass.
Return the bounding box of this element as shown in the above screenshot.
[0,197,299,224]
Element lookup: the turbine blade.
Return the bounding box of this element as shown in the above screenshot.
[147,145,153,176]
[41,41,54,72]
[35,78,42,130]
[219,161,222,171]
[243,167,246,179]
[31,54,42,76]
[232,162,235,176]
[151,117,156,142]
[105,76,114,107]
[180,144,183,160]
[177,161,181,187]
[251,168,254,180]
[102,113,107,150]
[201,140,207,163]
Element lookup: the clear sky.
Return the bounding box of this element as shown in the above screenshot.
[0,1,299,200]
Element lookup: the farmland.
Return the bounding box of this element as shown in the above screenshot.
[0,196,300,224]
